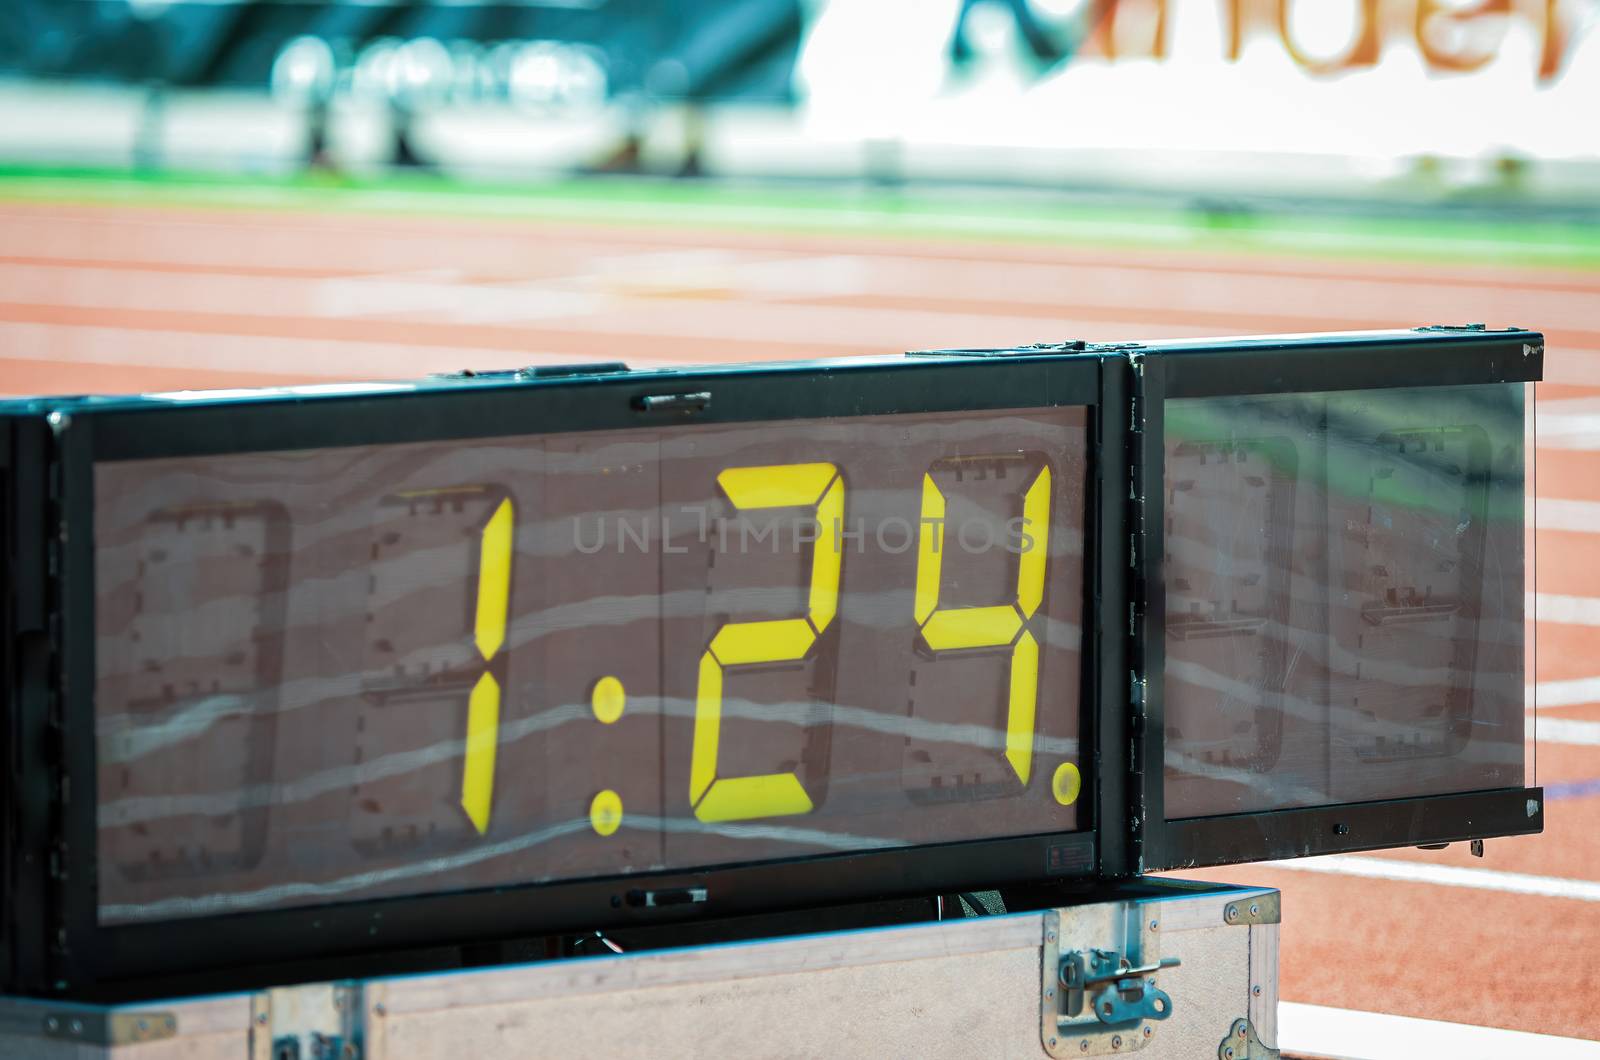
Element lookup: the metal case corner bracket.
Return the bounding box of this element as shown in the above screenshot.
[1222,893,1280,927]
[1219,1017,1279,1059]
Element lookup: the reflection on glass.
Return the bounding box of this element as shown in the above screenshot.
[1163,384,1527,819]
[96,501,289,881]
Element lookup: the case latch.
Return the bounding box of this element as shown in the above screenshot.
[1059,949,1179,1027]
[1042,904,1180,1056]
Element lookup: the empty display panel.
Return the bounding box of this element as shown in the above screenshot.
[1162,383,1528,819]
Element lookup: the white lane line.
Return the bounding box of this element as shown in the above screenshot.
[1535,677,1600,708]
[1262,854,1600,903]
[1538,399,1600,450]
[1540,718,1600,746]
[1537,497,1600,533]
[1539,397,1600,415]
[1279,1002,1600,1060]
[1536,593,1600,626]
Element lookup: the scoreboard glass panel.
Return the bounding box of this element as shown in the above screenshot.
[91,407,1088,923]
[1161,382,1528,819]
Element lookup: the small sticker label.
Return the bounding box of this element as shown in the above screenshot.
[1046,840,1093,876]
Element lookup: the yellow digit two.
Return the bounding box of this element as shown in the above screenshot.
[690,464,844,823]
[915,464,1051,786]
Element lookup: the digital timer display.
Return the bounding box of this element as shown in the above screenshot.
[92,406,1088,923]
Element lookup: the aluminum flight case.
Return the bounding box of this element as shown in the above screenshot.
[0,877,1279,1059]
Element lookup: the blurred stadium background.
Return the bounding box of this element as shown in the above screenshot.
[3,0,1599,1054]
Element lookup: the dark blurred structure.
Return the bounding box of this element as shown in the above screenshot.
[0,0,803,99]
[0,0,803,170]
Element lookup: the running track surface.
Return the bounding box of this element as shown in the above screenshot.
[4,195,1598,1040]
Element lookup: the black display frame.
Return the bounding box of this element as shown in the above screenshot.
[5,350,1126,997]
[0,327,1552,998]
[1130,327,1546,872]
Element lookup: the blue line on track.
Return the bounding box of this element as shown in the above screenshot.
[1545,778,1600,801]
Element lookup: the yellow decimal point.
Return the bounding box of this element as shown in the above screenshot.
[590,789,624,836]
[591,675,626,725]
[461,671,501,834]
[1052,762,1082,807]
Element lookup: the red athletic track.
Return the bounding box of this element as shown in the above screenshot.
[5,199,1597,1040]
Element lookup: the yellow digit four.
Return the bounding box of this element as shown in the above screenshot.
[460,496,514,835]
[915,465,1051,786]
[690,463,844,823]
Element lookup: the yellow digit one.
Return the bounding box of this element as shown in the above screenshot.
[915,464,1050,785]
[461,496,514,835]
[690,463,843,823]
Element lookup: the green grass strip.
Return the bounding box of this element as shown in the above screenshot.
[1,164,1597,271]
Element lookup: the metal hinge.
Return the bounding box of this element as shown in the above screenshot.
[1413,323,1529,333]
[905,341,1145,358]
[1219,1017,1279,1059]
[1042,904,1179,1056]
[430,362,629,380]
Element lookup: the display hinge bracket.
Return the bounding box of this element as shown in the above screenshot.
[1413,323,1529,333]
[1042,904,1179,1056]
[1219,1017,1280,1059]
[430,362,629,381]
[904,341,1145,358]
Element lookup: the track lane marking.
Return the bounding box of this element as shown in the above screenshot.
[1279,1002,1600,1060]
[1537,497,1600,532]
[4,222,1600,333]
[1538,401,1600,451]
[3,200,1598,293]
[1539,718,1600,746]
[1264,854,1600,902]
[1537,593,1600,626]
[1536,677,1600,709]
[1546,777,1600,799]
